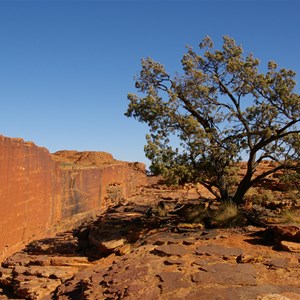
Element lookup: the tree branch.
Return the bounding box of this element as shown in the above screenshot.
[250,164,297,186]
[217,78,254,149]
[176,90,212,131]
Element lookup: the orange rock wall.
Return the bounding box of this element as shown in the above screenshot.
[0,136,147,261]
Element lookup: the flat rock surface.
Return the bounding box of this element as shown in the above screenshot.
[51,228,300,300]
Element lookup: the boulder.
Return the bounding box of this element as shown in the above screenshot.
[280,241,300,253]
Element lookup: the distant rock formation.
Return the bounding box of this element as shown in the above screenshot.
[0,135,147,261]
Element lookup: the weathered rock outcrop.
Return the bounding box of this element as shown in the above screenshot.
[1,200,300,300]
[0,135,147,261]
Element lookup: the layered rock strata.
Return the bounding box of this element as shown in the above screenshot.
[0,135,147,261]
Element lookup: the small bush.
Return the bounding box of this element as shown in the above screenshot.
[152,202,169,217]
[106,184,124,205]
[251,189,274,205]
[244,187,258,203]
[212,201,245,228]
[245,187,257,197]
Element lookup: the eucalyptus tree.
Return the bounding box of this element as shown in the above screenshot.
[125,36,300,204]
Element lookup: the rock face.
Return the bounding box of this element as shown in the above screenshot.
[0,135,147,261]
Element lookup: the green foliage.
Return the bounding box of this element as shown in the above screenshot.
[279,163,300,192]
[126,36,300,204]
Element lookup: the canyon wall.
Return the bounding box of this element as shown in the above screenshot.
[0,135,147,261]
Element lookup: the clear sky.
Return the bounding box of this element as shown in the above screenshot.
[0,0,299,166]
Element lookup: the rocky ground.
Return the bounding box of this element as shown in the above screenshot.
[1,181,300,300]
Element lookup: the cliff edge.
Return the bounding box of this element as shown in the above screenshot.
[0,135,147,261]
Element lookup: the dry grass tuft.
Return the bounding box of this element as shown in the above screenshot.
[213,201,245,228]
[280,209,300,225]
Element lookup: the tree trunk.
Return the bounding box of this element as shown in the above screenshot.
[232,152,257,205]
[232,176,252,205]
[219,187,229,202]
[218,176,230,202]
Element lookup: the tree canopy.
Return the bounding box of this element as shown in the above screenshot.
[125,36,300,204]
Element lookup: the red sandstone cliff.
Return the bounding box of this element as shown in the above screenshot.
[0,135,147,261]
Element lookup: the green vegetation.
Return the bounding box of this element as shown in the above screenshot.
[126,36,300,205]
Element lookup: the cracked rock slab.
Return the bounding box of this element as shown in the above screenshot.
[151,244,190,257]
[195,244,243,258]
[192,263,257,285]
[157,271,190,293]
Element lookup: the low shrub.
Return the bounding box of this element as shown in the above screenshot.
[251,189,274,205]
[106,184,124,205]
[212,201,245,228]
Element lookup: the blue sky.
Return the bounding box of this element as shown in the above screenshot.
[0,0,299,166]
